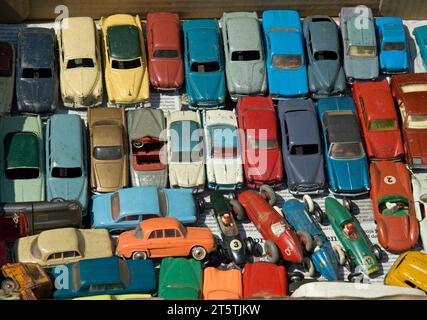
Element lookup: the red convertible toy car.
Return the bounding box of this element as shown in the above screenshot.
[391,73,427,168]
[237,96,283,188]
[369,161,419,253]
[243,262,287,298]
[146,12,184,90]
[353,80,404,160]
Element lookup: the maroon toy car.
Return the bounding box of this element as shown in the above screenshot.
[243,262,287,298]
[146,12,184,90]
[237,96,283,188]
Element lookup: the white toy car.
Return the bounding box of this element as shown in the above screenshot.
[411,171,427,251]
[167,110,205,192]
[203,110,243,190]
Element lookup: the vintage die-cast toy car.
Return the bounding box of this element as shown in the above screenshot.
[370,161,419,253]
[100,14,149,104]
[167,111,205,191]
[146,12,183,90]
[375,17,409,74]
[116,217,216,260]
[221,11,267,100]
[391,73,427,169]
[303,16,346,97]
[340,7,379,81]
[88,107,129,193]
[262,10,308,98]
[158,257,202,299]
[243,262,287,298]
[46,115,88,211]
[353,80,404,160]
[317,97,370,196]
[127,108,167,188]
[278,99,325,194]
[51,256,156,299]
[325,197,381,279]
[0,42,14,114]
[58,17,103,108]
[237,96,283,188]
[203,267,242,300]
[410,170,427,251]
[0,116,45,202]
[14,227,113,267]
[16,28,58,114]
[412,25,427,70]
[183,19,225,109]
[203,110,243,190]
[92,186,198,231]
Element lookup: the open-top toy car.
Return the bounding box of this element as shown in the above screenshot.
[202,267,242,300]
[413,25,427,70]
[410,169,427,252]
[243,262,287,298]
[0,42,14,114]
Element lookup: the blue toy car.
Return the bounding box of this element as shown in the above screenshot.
[51,256,156,299]
[375,17,409,74]
[317,97,370,196]
[262,10,308,98]
[183,19,226,109]
[91,186,200,232]
[413,25,427,70]
[46,114,88,213]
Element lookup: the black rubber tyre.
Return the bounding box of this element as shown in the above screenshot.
[245,237,255,255]
[288,271,304,282]
[264,240,280,264]
[372,244,383,261]
[230,199,245,221]
[259,185,276,206]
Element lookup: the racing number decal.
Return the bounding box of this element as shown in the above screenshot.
[384,176,396,185]
[230,239,242,251]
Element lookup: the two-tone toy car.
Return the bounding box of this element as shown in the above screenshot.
[0,42,14,114]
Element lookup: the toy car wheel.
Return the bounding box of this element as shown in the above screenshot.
[297,231,313,252]
[1,279,18,293]
[342,198,354,213]
[303,195,315,213]
[288,271,304,282]
[196,197,206,213]
[230,199,245,221]
[344,253,355,272]
[372,244,383,261]
[244,237,255,255]
[264,240,280,264]
[348,272,364,283]
[132,251,148,260]
[191,246,207,261]
[313,205,329,226]
[333,245,346,266]
[259,185,276,206]
[303,257,316,277]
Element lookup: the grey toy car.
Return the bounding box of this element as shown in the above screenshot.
[221,12,267,101]
[340,7,379,82]
[303,16,346,97]
[277,99,325,195]
[127,108,167,188]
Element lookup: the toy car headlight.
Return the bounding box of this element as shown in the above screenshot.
[413,157,423,165]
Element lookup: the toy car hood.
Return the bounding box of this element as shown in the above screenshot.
[150,56,183,89]
[108,66,147,102]
[329,158,369,193]
[169,162,204,188]
[128,108,164,141]
[243,262,287,298]
[187,70,225,103]
[286,153,324,188]
[202,267,242,299]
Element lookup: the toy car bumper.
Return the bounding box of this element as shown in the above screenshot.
[289,183,325,195]
[329,188,370,197]
[207,182,244,191]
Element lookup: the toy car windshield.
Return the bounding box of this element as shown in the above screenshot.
[94,146,122,160]
[190,62,220,72]
[383,42,405,51]
[271,220,288,237]
[348,45,376,57]
[314,51,338,61]
[329,142,363,159]
[231,50,260,61]
[368,119,397,131]
[22,68,52,78]
[153,50,179,59]
[290,144,319,155]
[209,125,238,158]
[67,58,95,69]
[272,54,302,69]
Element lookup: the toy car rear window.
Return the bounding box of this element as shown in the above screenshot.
[51,167,82,178]
[368,119,397,131]
[290,144,319,155]
[231,50,260,61]
[111,58,141,69]
[314,51,338,61]
[21,68,52,78]
[348,45,376,57]
[383,42,405,51]
[190,62,220,72]
[67,58,95,69]
[154,49,179,59]
[272,54,302,69]
[94,146,122,160]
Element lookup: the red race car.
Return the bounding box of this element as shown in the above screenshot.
[369,161,419,253]
[237,96,283,188]
[146,12,184,90]
[353,80,404,160]
[243,262,287,298]
[391,73,427,169]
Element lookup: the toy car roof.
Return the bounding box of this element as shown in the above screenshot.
[269,31,303,55]
[77,257,122,288]
[346,17,376,46]
[354,81,397,120]
[18,28,55,68]
[184,20,220,63]
[107,25,141,60]
[148,13,180,50]
[307,19,339,53]
[0,42,13,72]
[61,17,96,60]
[5,132,39,169]
[262,10,302,33]
[127,108,164,141]
[376,18,405,43]
[324,112,362,144]
[37,228,80,255]
[223,13,261,52]
[413,25,427,39]
[116,187,161,217]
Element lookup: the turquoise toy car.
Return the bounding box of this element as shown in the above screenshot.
[413,25,427,70]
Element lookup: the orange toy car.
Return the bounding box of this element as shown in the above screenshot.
[202,267,242,300]
[116,217,216,261]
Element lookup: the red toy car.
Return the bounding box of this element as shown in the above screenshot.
[146,12,184,90]
[391,73,427,168]
[369,161,419,253]
[353,80,404,160]
[243,262,287,298]
[237,96,283,188]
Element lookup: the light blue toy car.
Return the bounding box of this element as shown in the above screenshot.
[183,19,226,109]
[45,114,88,213]
[375,17,409,74]
[262,10,308,98]
[413,25,427,70]
[317,97,370,196]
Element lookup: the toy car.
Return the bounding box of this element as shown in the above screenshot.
[370,161,419,253]
[340,7,379,81]
[16,28,58,114]
[51,256,156,299]
[0,42,14,114]
[324,197,381,279]
[277,99,325,194]
[391,73,427,169]
[243,262,287,298]
[303,16,346,97]
[353,80,404,160]
[100,14,149,104]
[237,96,283,188]
[221,12,267,100]
[202,267,242,300]
[203,110,243,190]
[0,116,45,202]
[410,170,427,251]
[46,115,88,211]
[14,227,113,267]
[183,19,225,109]
[88,107,129,193]
[58,17,103,108]
[167,110,205,191]
[92,186,199,231]
[413,25,427,70]
[262,10,308,98]
[375,17,409,74]
[116,217,216,261]
[317,97,370,196]
[127,108,167,188]
[158,257,202,299]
